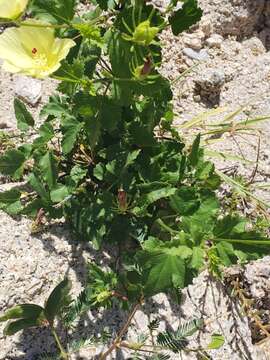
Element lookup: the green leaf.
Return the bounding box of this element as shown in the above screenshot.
[33,122,54,148]
[70,165,87,182]
[133,187,177,216]
[93,163,104,181]
[207,333,225,349]
[65,192,114,249]
[106,30,133,104]
[40,95,69,118]
[73,24,103,47]
[213,215,245,238]
[21,198,44,218]
[189,133,201,167]
[144,252,186,295]
[169,186,200,215]
[14,98,34,132]
[44,278,72,323]
[195,161,214,180]
[56,60,85,95]
[190,246,205,270]
[0,304,44,322]
[157,330,188,352]
[139,238,192,295]
[96,0,108,10]
[0,149,26,179]
[216,241,236,266]
[61,116,82,154]
[0,188,22,215]
[182,194,219,241]
[81,43,101,77]
[128,121,156,147]
[169,0,203,36]
[176,318,204,338]
[31,0,76,24]
[18,144,32,159]
[28,173,51,203]
[50,185,69,203]
[39,151,58,189]
[4,318,43,336]
[99,97,122,133]
[84,118,101,150]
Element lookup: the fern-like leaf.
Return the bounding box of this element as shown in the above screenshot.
[147,353,171,360]
[68,336,97,353]
[157,318,203,353]
[148,318,160,332]
[64,288,92,326]
[157,331,188,353]
[175,318,204,338]
[127,354,170,360]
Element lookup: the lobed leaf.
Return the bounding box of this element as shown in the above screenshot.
[4,318,43,336]
[0,188,23,215]
[44,278,72,323]
[0,149,26,179]
[169,0,203,36]
[14,98,35,132]
[207,333,225,349]
[0,304,44,322]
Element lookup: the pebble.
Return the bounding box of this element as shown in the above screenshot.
[15,76,42,106]
[206,33,224,48]
[193,94,201,102]
[195,68,226,92]
[200,18,212,37]
[183,35,202,50]
[0,122,7,129]
[183,48,209,61]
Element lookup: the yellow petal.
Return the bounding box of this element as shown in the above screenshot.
[0,27,35,68]
[19,22,55,56]
[0,21,76,79]
[0,0,29,20]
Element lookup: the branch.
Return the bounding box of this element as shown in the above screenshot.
[98,300,141,360]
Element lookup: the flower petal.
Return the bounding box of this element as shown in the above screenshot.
[0,20,76,78]
[0,0,29,20]
[0,28,33,68]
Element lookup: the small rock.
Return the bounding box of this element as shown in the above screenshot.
[183,48,209,61]
[183,35,202,50]
[200,18,212,37]
[195,68,226,91]
[244,36,265,56]
[0,122,8,129]
[194,68,225,105]
[15,76,42,106]
[70,346,97,359]
[196,30,206,40]
[193,94,201,102]
[206,34,224,48]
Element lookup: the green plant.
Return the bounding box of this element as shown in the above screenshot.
[0,279,71,360]
[0,0,269,358]
[0,277,224,360]
[177,103,270,213]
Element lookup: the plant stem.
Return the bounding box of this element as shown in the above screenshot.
[156,218,178,235]
[120,342,158,354]
[213,238,270,245]
[18,21,70,29]
[51,327,69,360]
[99,301,141,360]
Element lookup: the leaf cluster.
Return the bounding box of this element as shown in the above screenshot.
[0,279,71,335]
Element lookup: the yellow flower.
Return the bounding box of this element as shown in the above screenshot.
[0,21,76,78]
[0,0,29,20]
